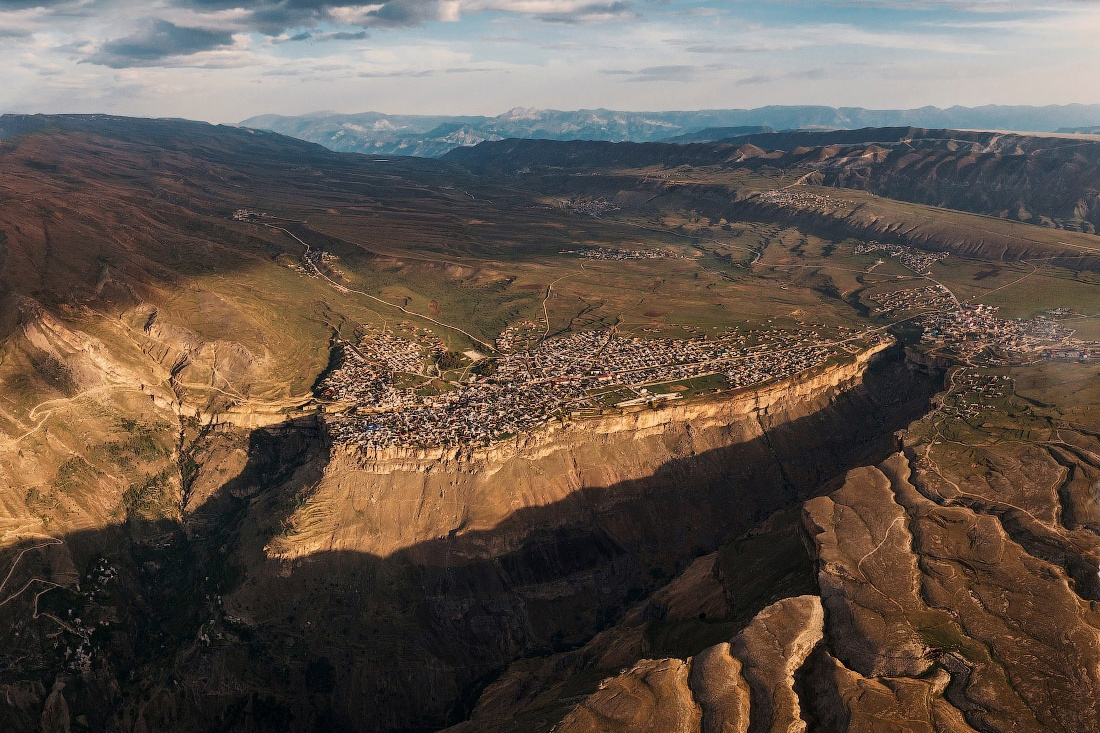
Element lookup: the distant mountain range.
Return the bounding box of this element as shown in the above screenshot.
[240,104,1100,157]
[444,126,1100,235]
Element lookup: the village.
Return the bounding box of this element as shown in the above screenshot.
[870,284,955,315]
[293,247,340,279]
[758,189,852,211]
[918,303,1100,362]
[866,274,1098,363]
[562,196,620,216]
[231,208,273,222]
[557,246,675,261]
[937,370,1013,422]
[319,324,878,450]
[854,240,950,274]
[314,270,1100,451]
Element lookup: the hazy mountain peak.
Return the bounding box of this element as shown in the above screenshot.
[500,106,545,120]
[241,104,1100,158]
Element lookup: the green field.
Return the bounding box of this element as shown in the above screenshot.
[644,373,731,397]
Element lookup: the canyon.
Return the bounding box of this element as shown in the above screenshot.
[1,336,940,732]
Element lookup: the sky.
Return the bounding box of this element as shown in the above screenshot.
[1,0,1098,122]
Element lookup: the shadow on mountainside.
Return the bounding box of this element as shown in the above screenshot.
[0,348,942,733]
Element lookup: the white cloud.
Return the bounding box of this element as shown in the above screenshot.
[0,0,1097,120]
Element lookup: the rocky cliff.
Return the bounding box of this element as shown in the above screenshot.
[169,341,935,732]
[270,343,893,561]
[452,360,1100,733]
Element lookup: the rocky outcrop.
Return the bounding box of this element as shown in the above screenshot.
[555,595,822,733]
[457,427,1100,733]
[730,595,822,733]
[690,644,750,733]
[199,343,937,732]
[557,658,703,733]
[802,464,931,678]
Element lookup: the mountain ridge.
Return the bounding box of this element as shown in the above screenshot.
[241,104,1100,157]
[443,130,1100,237]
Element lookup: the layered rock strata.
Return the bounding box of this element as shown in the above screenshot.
[516,449,1100,733]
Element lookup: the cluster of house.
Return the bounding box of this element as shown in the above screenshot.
[920,304,1098,362]
[57,557,118,674]
[563,196,620,216]
[1022,317,1076,342]
[573,247,672,261]
[492,328,845,388]
[495,319,545,353]
[870,285,955,315]
[319,325,869,450]
[1043,346,1100,361]
[293,248,340,280]
[939,371,1013,420]
[758,189,849,211]
[231,209,271,222]
[854,241,949,274]
[315,328,445,412]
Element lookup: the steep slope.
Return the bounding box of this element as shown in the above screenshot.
[451,360,1100,733]
[445,131,1100,235]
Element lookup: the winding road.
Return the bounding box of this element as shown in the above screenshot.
[267,223,498,352]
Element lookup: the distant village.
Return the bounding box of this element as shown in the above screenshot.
[562,196,620,216]
[231,209,272,222]
[921,304,1100,362]
[292,248,340,279]
[758,189,852,212]
[561,246,675,261]
[855,241,950,274]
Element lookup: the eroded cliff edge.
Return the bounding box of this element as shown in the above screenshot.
[269,342,899,561]
[0,342,941,732]
[452,362,1100,733]
[205,342,939,732]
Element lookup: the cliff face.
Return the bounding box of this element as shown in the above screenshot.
[0,322,940,733]
[195,343,938,732]
[271,344,894,561]
[454,358,1100,733]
